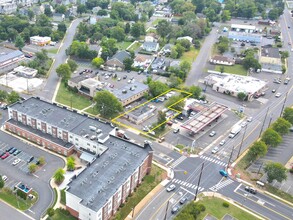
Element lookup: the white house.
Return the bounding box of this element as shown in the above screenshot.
[177,36,193,43]
[209,55,235,66]
[133,54,153,68]
[142,42,159,52]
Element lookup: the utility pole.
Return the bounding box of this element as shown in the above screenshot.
[280,92,289,117]
[228,146,235,167]
[237,125,247,158]
[163,200,170,220]
[259,107,269,138]
[131,207,135,218]
[194,162,205,201]
[268,114,273,128]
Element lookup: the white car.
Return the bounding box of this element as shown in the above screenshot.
[241,121,247,127]
[211,147,219,154]
[12,158,21,166]
[219,140,226,146]
[247,117,253,122]
[2,175,7,181]
[166,184,176,192]
[275,93,282,98]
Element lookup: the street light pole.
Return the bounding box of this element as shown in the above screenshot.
[259,107,269,138]
[280,92,289,117]
[163,200,170,220]
[194,162,205,201]
[237,125,247,158]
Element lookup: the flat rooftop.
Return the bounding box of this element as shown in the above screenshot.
[231,24,256,30]
[9,97,113,145]
[181,102,228,133]
[67,135,152,212]
[110,82,148,102]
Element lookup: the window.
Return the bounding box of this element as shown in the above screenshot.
[87,143,90,146]
[75,138,79,141]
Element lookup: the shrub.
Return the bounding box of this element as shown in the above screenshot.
[197,203,206,212]
[223,202,230,208]
[290,168,293,174]
[47,207,55,217]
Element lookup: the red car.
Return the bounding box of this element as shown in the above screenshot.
[1,152,9,159]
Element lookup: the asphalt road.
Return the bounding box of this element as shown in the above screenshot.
[0,202,33,220]
[38,18,83,102]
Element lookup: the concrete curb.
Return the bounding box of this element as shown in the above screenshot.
[264,191,293,207]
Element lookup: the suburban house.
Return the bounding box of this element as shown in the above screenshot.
[105,51,131,71]
[142,42,159,52]
[259,46,282,74]
[162,44,173,54]
[151,57,166,70]
[0,0,17,14]
[209,55,235,66]
[133,54,153,68]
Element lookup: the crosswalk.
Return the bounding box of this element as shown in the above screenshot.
[199,155,228,167]
[209,179,234,192]
[170,155,187,168]
[172,179,205,192]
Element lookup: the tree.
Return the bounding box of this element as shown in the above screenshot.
[168,74,182,88]
[58,22,67,33]
[94,90,123,119]
[27,9,35,20]
[47,207,55,217]
[44,7,53,17]
[55,5,67,14]
[165,95,185,111]
[123,58,133,71]
[28,163,38,173]
[54,168,65,184]
[7,91,20,104]
[218,42,229,54]
[56,64,72,81]
[268,9,279,21]
[157,110,166,130]
[67,59,78,72]
[0,176,4,189]
[189,86,202,99]
[264,162,287,183]
[261,128,282,148]
[125,23,130,34]
[0,90,8,101]
[38,156,45,166]
[92,57,105,68]
[247,141,268,161]
[220,66,225,73]
[221,10,231,22]
[148,81,169,97]
[15,36,25,51]
[67,156,75,171]
[130,22,145,38]
[179,61,191,75]
[77,4,87,15]
[237,92,247,101]
[243,52,261,71]
[271,118,292,136]
[283,107,293,124]
[156,20,172,40]
[97,9,108,16]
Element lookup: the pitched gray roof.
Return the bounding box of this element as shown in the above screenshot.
[111,51,131,63]
[0,50,23,64]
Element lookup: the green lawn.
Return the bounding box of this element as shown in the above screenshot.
[47,208,76,220]
[128,42,141,52]
[180,47,199,64]
[152,19,163,26]
[55,82,92,110]
[60,189,66,205]
[0,188,38,211]
[47,48,59,54]
[176,197,259,220]
[113,164,165,220]
[84,107,99,116]
[117,41,132,50]
[215,64,248,76]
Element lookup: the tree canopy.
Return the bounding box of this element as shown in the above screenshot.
[261,128,282,148]
[264,162,287,183]
[56,64,72,82]
[93,90,123,119]
[165,95,185,111]
[271,118,291,136]
[247,141,268,161]
[54,168,65,184]
[148,81,169,97]
[283,107,293,124]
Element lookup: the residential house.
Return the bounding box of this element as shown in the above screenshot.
[209,55,235,66]
[142,42,159,52]
[162,44,173,54]
[177,36,193,43]
[259,46,282,74]
[151,57,165,70]
[133,54,153,68]
[0,0,17,14]
[105,51,131,71]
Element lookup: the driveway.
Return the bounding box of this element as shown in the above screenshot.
[0,128,64,219]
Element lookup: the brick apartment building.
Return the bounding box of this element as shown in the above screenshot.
[5,97,153,220]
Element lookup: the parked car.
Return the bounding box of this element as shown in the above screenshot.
[123,75,127,79]
[272,89,276,93]
[176,114,184,120]
[13,149,22,156]
[9,147,17,154]
[1,175,8,181]
[1,152,9,159]
[179,197,187,204]
[241,121,247,127]
[247,117,253,122]
[219,169,228,177]
[166,184,176,192]
[209,131,216,137]
[245,186,257,194]
[27,156,34,164]
[12,158,21,166]
[212,146,219,154]
[6,147,13,152]
[158,136,165,143]
[171,205,180,214]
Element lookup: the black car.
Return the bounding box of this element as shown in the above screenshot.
[13,149,22,156]
[245,186,257,194]
[27,156,34,164]
[9,148,17,154]
[0,152,5,157]
[171,205,180,214]
[123,75,127,79]
[6,147,13,152]
[176,114,184,120]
